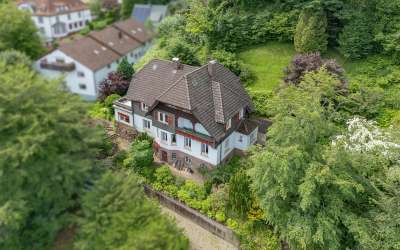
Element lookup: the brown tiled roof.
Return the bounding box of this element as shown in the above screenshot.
[237,119,259,135]
[125,59,253,140]
[89,26,142,56]
[17,0,88,16]
[112,19,153,43]
[57,19,152,71]
[59,36,120,71]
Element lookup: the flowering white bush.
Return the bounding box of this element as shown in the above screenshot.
[333,117,400,157]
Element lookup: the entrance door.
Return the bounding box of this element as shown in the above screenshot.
[161,151,168,162]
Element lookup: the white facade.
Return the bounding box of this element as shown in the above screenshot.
[35,45,150,100]
[114,109,258,166]
[18,3,92,43]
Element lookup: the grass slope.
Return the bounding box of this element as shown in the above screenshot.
[239,42,296,92]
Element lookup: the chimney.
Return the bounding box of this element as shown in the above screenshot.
[118,31,123,39]
[172,57,182,70]
[208,60,217,77]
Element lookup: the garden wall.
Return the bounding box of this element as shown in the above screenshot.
[143,185,240,247]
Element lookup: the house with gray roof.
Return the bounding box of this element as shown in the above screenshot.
[35,19,153,100]
[113,58,258,168]
[131,4,168,26]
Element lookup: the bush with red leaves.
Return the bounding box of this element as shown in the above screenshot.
[98,71,130,101]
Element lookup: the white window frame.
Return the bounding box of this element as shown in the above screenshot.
[161,131,168,143]
[201,143,209,156]
[141,102,149,112]
[171,134,177,145]
[224,138,230,154]
[238,135,243,143]
[239,108,244,120]
[226,118,232,130]
[77,71,85,77]
[143,119,151,130]
[184,137,191,150]
[158,112,168,125]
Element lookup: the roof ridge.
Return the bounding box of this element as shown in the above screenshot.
[214,80,247,103]
[154,75,188,106]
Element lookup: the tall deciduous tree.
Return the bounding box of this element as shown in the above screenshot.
[75,171,189,250]
[117,57,135,80]
[294,8,328,54]
[120,0,143,19]
[0,63,103,249]
[0,4,45,58]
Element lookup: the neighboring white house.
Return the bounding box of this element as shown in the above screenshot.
[35,19,153,100]
[113,59,258,168]
[17,0,92,44]
[131,4,169,26]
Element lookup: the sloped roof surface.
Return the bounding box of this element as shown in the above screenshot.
[112,19,153,43]
[125,59,253,140]
[57,19,152,70]
[132,4,168,23]
[17,0,88,16]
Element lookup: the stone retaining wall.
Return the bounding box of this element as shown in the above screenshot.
[143,185,240,248]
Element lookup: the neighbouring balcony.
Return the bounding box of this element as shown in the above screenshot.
[40,59,75,72]
[113,97,133,111]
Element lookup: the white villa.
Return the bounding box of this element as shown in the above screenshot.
[113,58,259,168]
[17,0,92,44]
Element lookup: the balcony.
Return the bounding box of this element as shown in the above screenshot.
[113,97,133,111]
[176,127,213,145]
[40,59,75,72]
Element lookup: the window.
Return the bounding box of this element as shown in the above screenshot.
[79,83,86,90]
[225,118,232,130]
[118,112,130,123]
[38,16,43,23]
[143,119,151,130]
[67,14,71,20]
[74,22,78,28]
[77,71,85,77]
[39,27,45,35]
[78,11,82,18]
[141,102,148,111]
[201,143,209,156]
[130,52,134,57]
[185,156,192,165]
[250,131,256,144]
[107,64,111,69]
[171,134,177,145]
[161,131,168,142]
[184,137,191,149]
[158,112,168,124]
[55,57,65,63]
[172,153,177,161]
[238,135,243,143]
[79,21,83,26]
[224,138,230,154]
[239,108,244,120]
[69,23,73,29]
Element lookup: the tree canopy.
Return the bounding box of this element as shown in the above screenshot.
[75,171,189,250]
[0,4,44,58]
[0,63,104,249]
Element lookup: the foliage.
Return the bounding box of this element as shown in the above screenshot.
[249,67,400,249]
[98,72,130,101]
[228,170,252,218]
[112,150,128,168]
[0,63,103,249]
[202,156,242,185]
[117,57,135,80]
[338,11,375,60]
[89,94,121,121]
[177,180,207,210]
[284,53,346,86]
[0,50,31,68]
[75,171,189,250]
[0,4,44,58]
[123,138,153,175]
[294,9,328,54]
[121,0,140,19]
[153,166,179,197]
[235,221,280,250]
[249,91,273,117]
[166,38,201,66]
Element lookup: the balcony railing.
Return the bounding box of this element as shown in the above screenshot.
[40,59,75,72]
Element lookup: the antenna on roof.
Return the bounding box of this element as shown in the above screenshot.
[172,57,182,70]
[118,31,123,39]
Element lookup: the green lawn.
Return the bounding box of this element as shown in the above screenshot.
[239,42,296,92]
[239,42,368,93]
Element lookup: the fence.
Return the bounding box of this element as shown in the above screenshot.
[143,185,240,248]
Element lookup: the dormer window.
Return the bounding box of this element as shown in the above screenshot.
[225,118,231,131]
[141,102,148,111]
[158,112,168,124]
[239,108,244,120]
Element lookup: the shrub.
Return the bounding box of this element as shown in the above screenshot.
[215,211,226,223]
[98,72,130,101]
[205,156,242,185]
[117,57,135,80]
[235,221,280,250]
[249,91,273,117]
[112,150,128,168]
[177,180,207,209]
[123,140,153,174]
[228,170,252,218]
[226,218,239,230]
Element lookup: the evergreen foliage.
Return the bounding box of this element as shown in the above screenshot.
[117,57,135,80]
[228,170,252,218]
[0,50,32,68]
[294,9,328,53]
[75,171,189,250]
[0,63,103,249]
[123,138,154,175]
[0,4,44,58]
